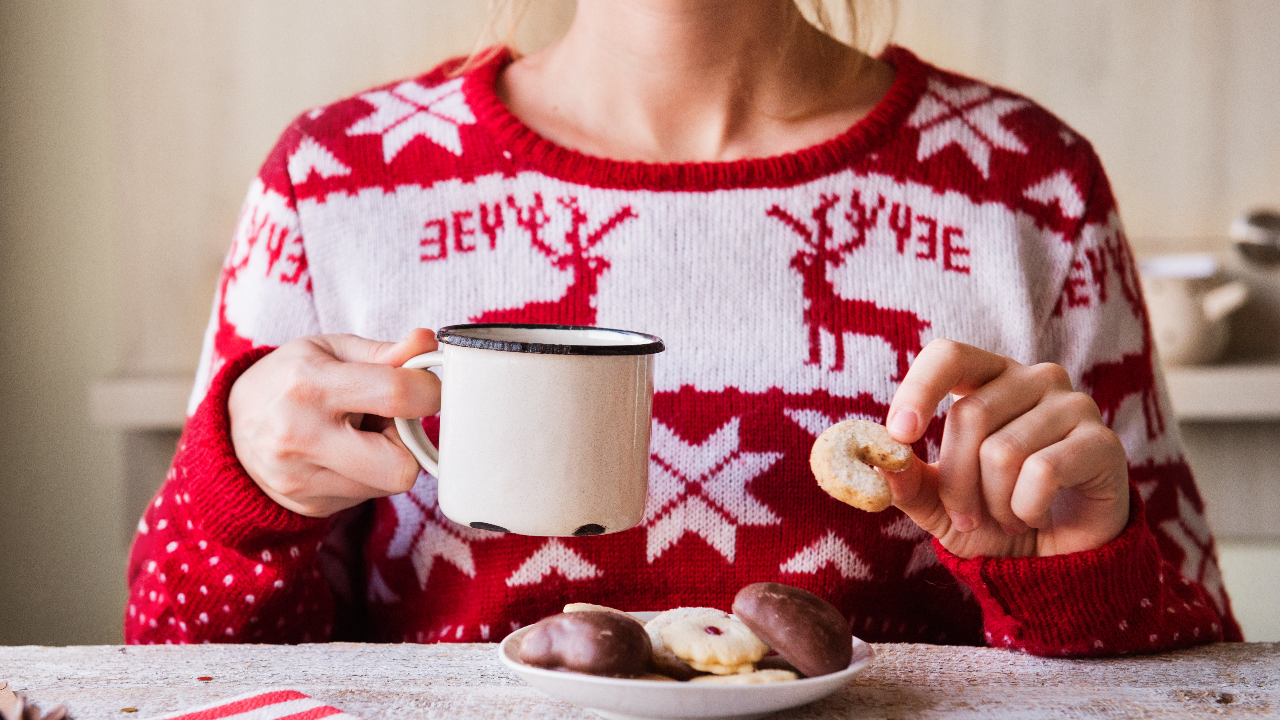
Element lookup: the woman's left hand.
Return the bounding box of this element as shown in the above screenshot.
[882,339,1130,558]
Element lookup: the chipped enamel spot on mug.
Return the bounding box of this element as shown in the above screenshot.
[471,522,510,533]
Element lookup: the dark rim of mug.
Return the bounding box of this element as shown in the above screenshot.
[436,323,665,356]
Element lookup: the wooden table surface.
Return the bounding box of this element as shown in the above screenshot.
[1,642,1276,719]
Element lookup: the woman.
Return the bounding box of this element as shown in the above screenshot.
[126,0,1241,653]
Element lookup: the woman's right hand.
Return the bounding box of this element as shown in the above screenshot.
[228,328,441,517]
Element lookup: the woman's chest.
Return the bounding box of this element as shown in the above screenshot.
[297,171,1050,397]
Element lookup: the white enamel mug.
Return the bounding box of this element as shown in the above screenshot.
[394,323,664,537]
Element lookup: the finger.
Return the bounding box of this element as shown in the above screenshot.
[318,357,442,420]
[1009,422,1128,529]
[977,389,1095,535]
[1011,422,1128,527]
[262,464,410,517]
[375,328,440,366]
[883,459,952,540]
[1012,422,1130,556]
[938,363,1074,532]
[886,339,1013,444]
[314,422,422,496]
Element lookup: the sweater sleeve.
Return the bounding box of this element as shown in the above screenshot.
[933,148,1242,656]
[936,485,1234,656]
[125,347,336,644]
[125,118,335,644]
[186,116,322,415]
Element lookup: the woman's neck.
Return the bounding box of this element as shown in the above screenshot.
[496,0,895,163]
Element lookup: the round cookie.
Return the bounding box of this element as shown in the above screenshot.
[563,602,638,621]
[518,611,652,677]
[644,607,725,680]
[688,669,798,684]
[658,614,769,675]
[810,419,912,512]
[732,582,852,678]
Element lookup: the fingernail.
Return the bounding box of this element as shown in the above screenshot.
[948,510,977,533]
[888,408,918,439]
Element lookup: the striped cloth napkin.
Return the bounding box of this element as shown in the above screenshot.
[142,690,360,720]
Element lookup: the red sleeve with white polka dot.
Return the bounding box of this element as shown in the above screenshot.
[936,484,1241,657]
[125,348,335,644]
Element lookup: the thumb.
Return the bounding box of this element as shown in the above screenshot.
[320,328,439,367]
[883,457,952,540]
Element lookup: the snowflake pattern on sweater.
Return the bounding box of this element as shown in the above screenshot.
[128,47,1242,654]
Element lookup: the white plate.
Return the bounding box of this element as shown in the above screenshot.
[497,613,875,720]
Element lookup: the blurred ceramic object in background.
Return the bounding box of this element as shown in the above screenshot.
[1140,253,1250,366]
[1231,209,1280,266]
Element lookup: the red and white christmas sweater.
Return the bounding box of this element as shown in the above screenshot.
[126,47,1243,654]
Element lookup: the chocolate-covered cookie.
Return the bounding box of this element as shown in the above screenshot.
[518,611,652,677]
[732,582,852,678]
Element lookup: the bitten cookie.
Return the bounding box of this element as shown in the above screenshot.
[518,611,652,677]
[732,582,852,678]
[810,419,912,512]
[659,614,769,675]
[644,607,724,680]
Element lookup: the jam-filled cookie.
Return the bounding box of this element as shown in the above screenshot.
[643,607,724,680]
[658,613,769,675]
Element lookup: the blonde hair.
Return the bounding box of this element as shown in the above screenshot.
[796,0,897,54]
[453,0,895,76]
[451,0,536,76]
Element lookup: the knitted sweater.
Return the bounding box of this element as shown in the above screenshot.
[125,47,1243,654]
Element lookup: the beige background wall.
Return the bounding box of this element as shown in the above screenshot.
[1,0,1277,645]
[895,0,1280,249]
[0,0,120,645]
[0,0,573,646]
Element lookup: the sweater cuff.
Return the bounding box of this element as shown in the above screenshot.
[178,347,328,551]
[936,484,1155,655]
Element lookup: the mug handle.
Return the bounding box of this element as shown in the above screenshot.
[394,351,445,477]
